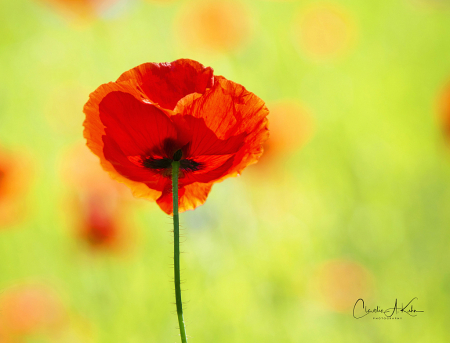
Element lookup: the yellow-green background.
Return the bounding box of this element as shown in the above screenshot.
[1,0,450,341]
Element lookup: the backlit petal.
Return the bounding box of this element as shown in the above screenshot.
[156,182,213,215]
[117,59,214,110]
[180,154,235,185]
[176,76,269,180]
[99,91,178,158]
[171,114,246,157]
[83,82,163,201]
[103,135,169,192]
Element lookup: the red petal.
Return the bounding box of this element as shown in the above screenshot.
[156,182,213,215]
[102,135,169,192]
[180,154,235,185]
[83,82,145,164]
[99,91,178,158]
[117,59,214,110]
[171,115,246,157]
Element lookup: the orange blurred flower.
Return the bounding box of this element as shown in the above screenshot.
[292,4,356,60]
[312,259,373,313]
[83,59,269,214]
[0,283,65,338]
[257,101,314,169]
[438,81,450,141]
[0,148,31,227]
[176,1,253,52]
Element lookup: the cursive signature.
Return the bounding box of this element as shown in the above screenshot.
[353,298,424,319]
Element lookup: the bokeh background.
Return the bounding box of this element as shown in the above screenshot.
[1,0,450,341]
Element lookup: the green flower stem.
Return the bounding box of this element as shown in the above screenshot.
[172,160,188,343]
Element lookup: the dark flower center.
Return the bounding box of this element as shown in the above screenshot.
[180,159,203,172]
[142,149,203,174]
[143,158,172,169]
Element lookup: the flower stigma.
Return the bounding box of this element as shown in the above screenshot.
[173,149,183,161]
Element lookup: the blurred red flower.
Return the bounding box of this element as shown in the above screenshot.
[83,59,269,214]
[78,192,120,246]
[61,144,134,252]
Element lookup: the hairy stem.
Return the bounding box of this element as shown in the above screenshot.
[172,160,187,343]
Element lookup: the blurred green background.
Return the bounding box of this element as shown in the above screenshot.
[1,0,450,341]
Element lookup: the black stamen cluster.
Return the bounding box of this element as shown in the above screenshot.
[179,159,203,172]
[142,149,203,173]
[142,158,172,170]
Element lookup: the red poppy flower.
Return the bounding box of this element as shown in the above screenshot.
[83,59,269,214]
